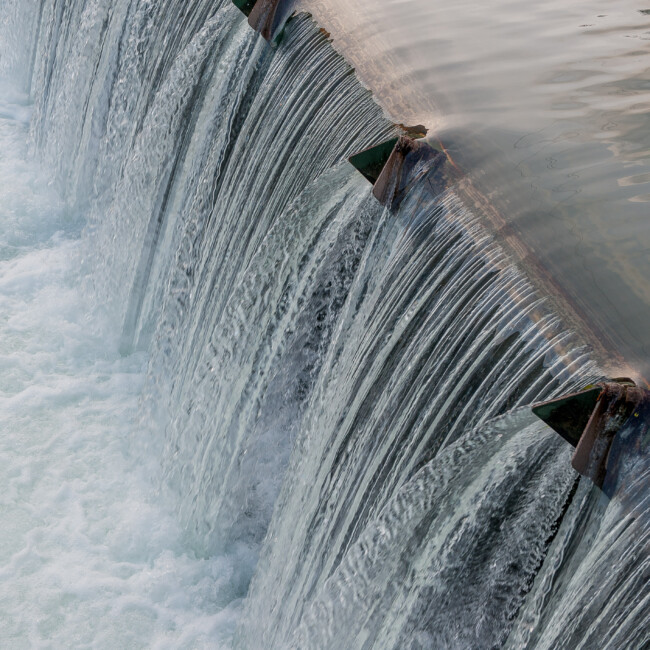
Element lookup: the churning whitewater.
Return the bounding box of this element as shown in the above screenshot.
[0,1,647,648]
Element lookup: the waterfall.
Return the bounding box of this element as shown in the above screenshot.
[0,0,646,647]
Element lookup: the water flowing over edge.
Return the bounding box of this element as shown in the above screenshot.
[0,1,647,647]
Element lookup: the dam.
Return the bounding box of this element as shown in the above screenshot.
[0,1,647,647]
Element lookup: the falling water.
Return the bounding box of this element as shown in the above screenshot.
[0,1,646,648]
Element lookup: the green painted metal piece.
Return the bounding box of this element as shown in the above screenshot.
[532,387,603,447]
[248,0,295,45]
[232,0,257,16]
[348,138,399,185]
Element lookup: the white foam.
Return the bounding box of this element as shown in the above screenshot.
[0,82,247,649]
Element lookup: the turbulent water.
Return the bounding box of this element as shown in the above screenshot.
[0,1,647,648]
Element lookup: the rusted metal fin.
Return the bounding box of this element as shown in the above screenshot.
[571,383,641,487]
[603,394,650,499]
[372,136,444,209]
[248,0,295,44]
[348,138,399,185]
[349,136,447,209]
[532,381,649,492]
[232,0,258,17]
[532,387,603,447]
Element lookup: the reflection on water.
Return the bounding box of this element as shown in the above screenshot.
[303,0,650,379]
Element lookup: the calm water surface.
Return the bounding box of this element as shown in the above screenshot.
[305,0,650,379]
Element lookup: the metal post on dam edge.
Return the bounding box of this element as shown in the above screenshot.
[533,379,650,497]
[348,131,457,211]
[232,0,296,45]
